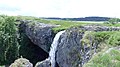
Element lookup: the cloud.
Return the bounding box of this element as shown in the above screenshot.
[0,0,120,18]
[0,4,20,12]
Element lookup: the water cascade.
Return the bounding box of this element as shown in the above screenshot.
[49,30,65,67]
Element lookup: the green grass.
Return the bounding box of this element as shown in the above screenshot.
[17,16,95,32]
[84,48,120,67]
[11,15,102,32]
[12,15,120,32]
[102,23,120,27]
[36,19,93,32]
[91,31,120,47]
[83,31,120,67]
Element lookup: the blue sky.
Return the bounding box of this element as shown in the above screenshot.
[0,0,120,18]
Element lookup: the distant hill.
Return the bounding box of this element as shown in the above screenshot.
[44,17,111,21]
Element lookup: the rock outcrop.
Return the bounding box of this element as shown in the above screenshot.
[19,20,58,52]
[56,27,96,67]
[56,26,120,67]
[19,21,120,54]
[35,59,51,67]
[80,24,120,31]
[18,21,120,67]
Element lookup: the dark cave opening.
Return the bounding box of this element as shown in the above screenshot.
[19,35,49,66]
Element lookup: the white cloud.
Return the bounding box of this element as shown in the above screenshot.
[0,0,120,18]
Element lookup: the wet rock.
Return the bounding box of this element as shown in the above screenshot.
[56,27,98,67]
[35,59,51,67]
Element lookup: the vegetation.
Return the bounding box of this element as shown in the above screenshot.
[102,23,120,27]
[83,31,120,67]
[45,16,110,21]
[84,48,120,67]
[14,16,96,32]
[0,15,120,66]
[91,31,120,47]
[0,15,49,66]
[0,15,19,65]
[109,18,119,24]
[104,18,120,25]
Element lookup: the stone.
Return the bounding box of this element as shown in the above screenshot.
[80,24,120,31]
[56,27,98,67]
[35,58,51,67]
[9,58,33,67]
[19,20,59,52]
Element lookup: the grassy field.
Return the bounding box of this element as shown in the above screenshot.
[14,16,99,32]
[14,15,120,30]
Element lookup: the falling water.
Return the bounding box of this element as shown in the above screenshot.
[49,30,65,67]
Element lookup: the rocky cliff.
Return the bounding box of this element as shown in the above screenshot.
[18,21,120,67]
[19,20,58,52]
[56,28,96,67]
[56,26,120,67]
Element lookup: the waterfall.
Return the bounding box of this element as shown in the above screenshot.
[49,30,65,67]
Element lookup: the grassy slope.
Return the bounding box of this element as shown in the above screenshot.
[84,31,120,67]
[84,47,120,67]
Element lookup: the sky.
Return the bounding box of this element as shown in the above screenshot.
[0,0,120,18]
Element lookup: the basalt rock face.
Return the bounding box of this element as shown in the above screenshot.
[56,28,98,67]
[35,59,51,67]
[34,25,120,67]
[18,21,120,67]
[56,25,120,67]
[19,20,58,52]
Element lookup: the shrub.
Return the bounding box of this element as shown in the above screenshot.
[92,31,112,44]
[108,18,119,25]
[107,32,120,46]
[0,15,19,65]
[91,31,120,46]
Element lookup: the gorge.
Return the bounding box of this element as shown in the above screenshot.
[8,19,120,67]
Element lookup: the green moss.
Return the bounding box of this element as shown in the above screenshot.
[81,31,92,47]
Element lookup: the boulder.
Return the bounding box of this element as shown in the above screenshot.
[10,57,33,67]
